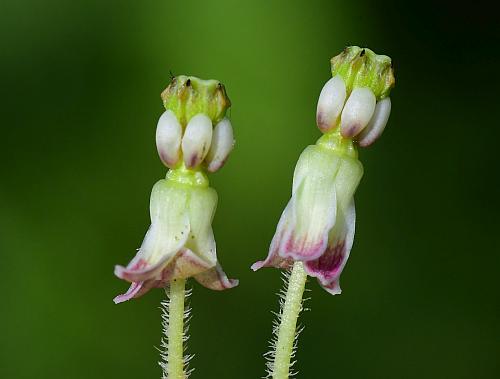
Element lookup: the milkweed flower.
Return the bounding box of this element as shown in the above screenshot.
[252,47,395,295]
[114,76,238,304]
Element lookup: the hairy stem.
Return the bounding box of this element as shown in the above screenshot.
[273,261,308,379]
[166,278,186,379]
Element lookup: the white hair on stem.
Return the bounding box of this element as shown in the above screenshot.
[263,263,309,379]
[158,280,193,379]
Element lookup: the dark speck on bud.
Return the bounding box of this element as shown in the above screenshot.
[360,49,365,57]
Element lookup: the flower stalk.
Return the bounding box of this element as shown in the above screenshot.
[165,278,187,379]
[271,262,308,379]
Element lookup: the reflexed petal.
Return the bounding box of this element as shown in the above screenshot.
[279,145,341,261]
[304,200,356,295]
[357,97,392,147]
[316,75,347,132]
[114,248,215,303]
[251,202,295,271]
[206,117,235,172]
[182,113,213,168]
[156,110,182,168]
[340,87,376,138]
[114,180,190,283]
[113,282,144,304]
[194,263,239,290]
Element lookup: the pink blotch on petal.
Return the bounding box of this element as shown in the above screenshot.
[279,233,327,262]
[304,240,346,284]
[304,238,349,296]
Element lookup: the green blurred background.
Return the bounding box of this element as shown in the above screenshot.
[1,1,498,378]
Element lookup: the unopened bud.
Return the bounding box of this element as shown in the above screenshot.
[156,110,182,168]
[331,46,394,100]
[206,118,235,172]
[358,97,392,147]
[182,113,213,168]
[340,87,376,138]
[161,76,231,126]
[316,75,347,132]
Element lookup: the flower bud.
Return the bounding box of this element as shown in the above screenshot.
[340,87,376,138]
[182,113,213,168]
[161,75,231,126]
[156,110,182,168]
[316,75,347,132]
[358,97,392,147]
[206,118,234,172]
[331,46,394,100]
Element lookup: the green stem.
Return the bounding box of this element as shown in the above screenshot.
[167,278,186,379]
[273,261,308,379]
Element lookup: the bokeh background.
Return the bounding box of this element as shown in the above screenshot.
[1,1,498,378]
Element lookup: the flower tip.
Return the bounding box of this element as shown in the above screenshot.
[322,281,342,295]
[206,117,235,172]
[114,265,126,279]
[113,282,143,304]
[250,261,264,271]
[182,113,213,168]
[357,97,392,147]
[340,87,376,138]
[156,110,182,168]
[316,75,347,133]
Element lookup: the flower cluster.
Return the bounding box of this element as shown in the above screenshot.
[114,76,238,304]
[253,47,395,294]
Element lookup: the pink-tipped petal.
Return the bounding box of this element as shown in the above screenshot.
[194,263,239,290]
[113,281,144,304]
[114,248,216,303]
[114,251,173,282]
[182,113,213,168]
[251,202,294,271]
[304,200,356,295]
[206,118,235,172]
[340,87,376,138]
[113,180,190,297]
[357,97,391,147]
[156,110,182,168]
[322,280,342,295]
[279,145,340,261]
[316,75,347,132]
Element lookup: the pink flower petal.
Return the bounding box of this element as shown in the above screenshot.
[277,146,339,261]
[113,282,144,304]
[251,202,294,271]
[194,263,239,290]
[304,200,356,295]
[114,248,217,303]
[114,252,173,283]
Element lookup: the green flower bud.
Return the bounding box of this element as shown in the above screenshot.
[161,75,231,126]
[331,46,395,100]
